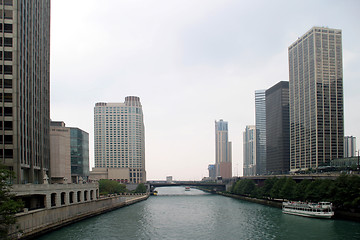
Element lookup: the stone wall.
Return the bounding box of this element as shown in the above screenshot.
[8,194,149,239]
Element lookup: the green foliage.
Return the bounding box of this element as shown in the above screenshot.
[270,177,286,200]
[262,177,277,199]
[293,179,311,201]
[134,183,147,193]
[98,179,126,195]
[0,166,23,239]
[229,174,360,210]
[331,174,360,209]
[280,177,296,200]
[232,179,255,196]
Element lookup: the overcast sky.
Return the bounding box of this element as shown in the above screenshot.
[50,0,360,180]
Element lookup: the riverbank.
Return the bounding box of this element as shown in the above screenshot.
[218,192,360,222]
[9,194,149,239]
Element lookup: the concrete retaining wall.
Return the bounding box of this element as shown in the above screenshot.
[9,194,149,239]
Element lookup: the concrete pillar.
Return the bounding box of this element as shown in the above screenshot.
[56,191,61,207]
[45,193,51,209]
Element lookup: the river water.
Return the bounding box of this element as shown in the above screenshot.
[38,187,360,240]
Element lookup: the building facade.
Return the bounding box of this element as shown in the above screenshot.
[344,136,356,158]
[288,27,344,172]
[208,164,216,180]
[255,90,266,175]
[50,122,71,184]
[70,128,89,183]
[243,125,256,176]
[266,81,290,174]
[215,119,232,179]
[94,97,146,183]
[0,0,51,183]
[50,121,90,184]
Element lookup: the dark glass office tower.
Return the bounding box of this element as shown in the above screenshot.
[288,27,344,172]
[266,81,289,174]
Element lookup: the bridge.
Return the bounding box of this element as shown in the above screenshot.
[147,181,228,192]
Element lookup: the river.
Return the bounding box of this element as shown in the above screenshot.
[38,186,360,240]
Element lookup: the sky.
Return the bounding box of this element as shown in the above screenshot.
[50,0,360,181]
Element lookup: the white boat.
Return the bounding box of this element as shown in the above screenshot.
[282,201,334,219]
[185,186,191,191]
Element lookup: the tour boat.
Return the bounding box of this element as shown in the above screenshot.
[282,201,334,219]
[185,186,191,191]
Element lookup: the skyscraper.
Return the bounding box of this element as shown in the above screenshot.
[288,27,344,172]
[0,0,51,183]
[94,97,146,183]
[266,81,290,174]
[344,136,356,158]
[255,90,266,175]
[243,125,256,176]
[215,119,232,179]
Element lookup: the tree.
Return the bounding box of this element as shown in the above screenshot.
[293,179,311,201]
[134,183,147,193]
[0,166,23,239]
[280,177,296,200]
[98,179,126,195]
[270,177,286,200]
[262,177,277,199]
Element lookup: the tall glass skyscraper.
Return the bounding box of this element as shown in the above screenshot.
[255,90,266,175]
[215,119,232,179]
[94,96,146,183]
[266,81,290,174]
[0,0,51,183]
[288,27,344,172]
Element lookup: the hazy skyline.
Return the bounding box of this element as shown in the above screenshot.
[50,0,360,180]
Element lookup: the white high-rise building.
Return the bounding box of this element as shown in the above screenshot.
[344,136,356,158]
[243,125,256,176]
[288,27,344,172]
[255,90,266,175]
[94,96,146,183]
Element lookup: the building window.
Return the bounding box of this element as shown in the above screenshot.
[4,24,12,33]
[4,37,12,47]
[4,79,12,88]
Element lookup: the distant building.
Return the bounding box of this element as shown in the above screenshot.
[266,81,290,174]
[215,120,232,179]
[243,125,256,176]
[70,128,90,183]
[93,97,146,183]
[344,136,356,158]
[288,27,344,172]
[50,121,90,183]
[166,176,173,183]
[208,164,216,180]
[90,167,130,183]
[50,122,71,184]
[1,0,51,184]
[255,90,267,175]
